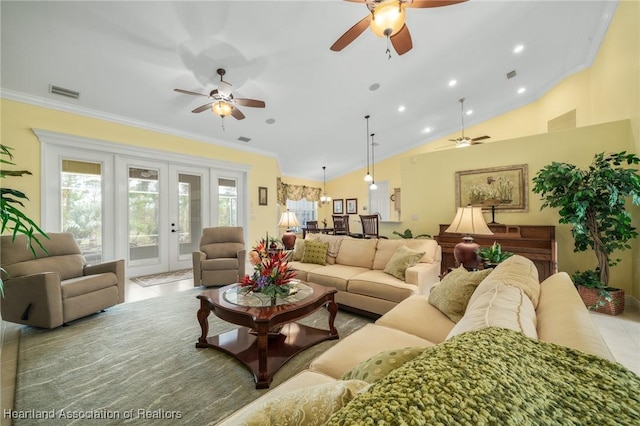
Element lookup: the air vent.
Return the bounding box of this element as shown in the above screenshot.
[49,85,80,99]
[506,70,517,80]
[237,136,251,143]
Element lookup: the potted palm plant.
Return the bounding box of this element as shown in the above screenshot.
[532,151,640,315]
[1,144,48,296]
[392,229,431,239]
[477,242,513,269]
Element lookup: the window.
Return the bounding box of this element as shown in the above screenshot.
[218,178,238,226]
[286,198,316,231]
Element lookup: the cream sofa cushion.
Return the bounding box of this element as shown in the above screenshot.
[375,294,455,344]
[447,283,538,340]
[336,238,378,268]
[310,323,434,379]
[536,272,614,361]
[469,255,540,309]
[372,239,439,270]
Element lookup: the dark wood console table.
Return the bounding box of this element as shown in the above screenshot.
[435,224,557,281]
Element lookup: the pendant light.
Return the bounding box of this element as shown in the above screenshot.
[364,115,373,182]
[369,134,378,191]
[320,166,332,205]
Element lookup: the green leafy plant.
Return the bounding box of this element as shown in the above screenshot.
[1,144,49,295]
[532,151,640,297]
[477,241,513,265]
[392,229,431,239]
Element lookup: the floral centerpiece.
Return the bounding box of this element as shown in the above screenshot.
[239,237,297,299]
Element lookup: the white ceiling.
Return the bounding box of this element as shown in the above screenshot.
[0,1,617,181]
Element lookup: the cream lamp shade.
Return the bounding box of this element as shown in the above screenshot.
[278,211,300,250]
[445,205,493,270]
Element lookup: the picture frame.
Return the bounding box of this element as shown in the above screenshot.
[332,199,344,215]
[455,164,528,212]
[346,198,358,215]
[258,187,268,206]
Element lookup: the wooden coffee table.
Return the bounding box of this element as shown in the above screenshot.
[196,281,338,389]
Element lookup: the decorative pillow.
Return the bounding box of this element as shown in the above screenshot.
[446,284,538,340]
[383,245,425,280]
[341,347,425,383]
[301,240,329,266]
[428,267,493,323]
[292,238,306,261]
[234,380,370,426]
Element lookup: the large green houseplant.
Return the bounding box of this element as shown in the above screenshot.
[532,151,640,310]
[1,144,48,295]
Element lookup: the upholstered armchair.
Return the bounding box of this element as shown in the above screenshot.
[192,227,246,287]
[0,232,124,329]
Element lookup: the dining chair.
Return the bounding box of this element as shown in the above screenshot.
[359,214,384,239]
[332,215,350,236]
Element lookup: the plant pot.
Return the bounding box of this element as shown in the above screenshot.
[577,285,625,316]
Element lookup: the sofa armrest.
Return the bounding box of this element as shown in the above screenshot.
[84,259,125,303]
[192,251,206,286]
[405,262,440,295]
[0,273,64,328]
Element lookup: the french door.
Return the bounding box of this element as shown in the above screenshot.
[118,159,209,276]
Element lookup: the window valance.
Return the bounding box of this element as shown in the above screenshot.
[277,177,322,205]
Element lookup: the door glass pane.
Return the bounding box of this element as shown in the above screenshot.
[129,167,160,265]
[178,173,202,256]
[218,178,237,226]
[61,160,102,264]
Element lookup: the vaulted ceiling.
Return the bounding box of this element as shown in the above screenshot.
[0,1,617,181]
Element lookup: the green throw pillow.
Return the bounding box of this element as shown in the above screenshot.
[292,238,306,261]
[383,245,425,280]
[342,347,425,383]
[428,266,493,323]
[301,239,329,265]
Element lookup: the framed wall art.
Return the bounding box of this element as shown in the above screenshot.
[333,199,344,215]
[346,198,358,214]
[455,164,528,212]
[258,187,268,206]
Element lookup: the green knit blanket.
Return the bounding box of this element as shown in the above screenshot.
[326,327,640,425]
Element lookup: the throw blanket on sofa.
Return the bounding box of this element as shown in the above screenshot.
[326,327,640,425]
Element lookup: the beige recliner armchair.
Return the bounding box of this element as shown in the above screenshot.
[0,232,124,329]
[193,227,246,287]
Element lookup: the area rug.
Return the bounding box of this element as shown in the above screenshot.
[13,289,372,425]
[129,269,193,287]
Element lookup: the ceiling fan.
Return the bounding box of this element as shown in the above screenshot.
[449,97,490,148]
[330,0,467,56]
[174,68,265,120]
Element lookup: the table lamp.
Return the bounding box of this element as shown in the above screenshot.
[445,205,493,270]
[278,210,300,250]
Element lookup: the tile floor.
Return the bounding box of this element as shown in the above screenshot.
[1,279,639,426]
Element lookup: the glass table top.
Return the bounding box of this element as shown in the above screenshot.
[223,280,313,307]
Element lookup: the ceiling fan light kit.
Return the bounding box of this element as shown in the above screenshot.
[369,1,405,37]
[212,101,232,117]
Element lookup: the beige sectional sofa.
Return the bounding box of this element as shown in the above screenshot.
[219,255,640,425]
[288,235,442,316]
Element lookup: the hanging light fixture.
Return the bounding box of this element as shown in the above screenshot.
[369,0,406,38]
[364,115,373,182]
[369,134,378,191]
[212,100,233,117]
[320,166,332,205]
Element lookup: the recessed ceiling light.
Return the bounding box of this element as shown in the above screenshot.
[513,44,525,54]
[466,110,473,115]
[517,87,526,94]
[398,105,406,112]
[423,127,432,133]
[448,79,457,87]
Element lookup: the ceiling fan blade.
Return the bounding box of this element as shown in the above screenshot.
[390,24,412,55]
[230,106,245,120]
[471,135,491,142]
[174,88,209,98]
[191,103,213,113]
[406,0,468,9]
[234,98,266,108]
[330,15,372,52]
